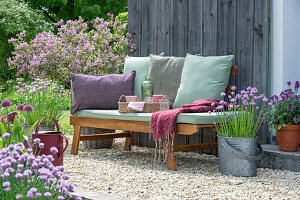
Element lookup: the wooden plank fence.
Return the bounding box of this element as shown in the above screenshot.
[128,0,271,153]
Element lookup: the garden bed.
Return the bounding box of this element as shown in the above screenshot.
[64,136,300,200]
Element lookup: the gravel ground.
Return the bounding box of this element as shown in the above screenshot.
[64,136,300,200]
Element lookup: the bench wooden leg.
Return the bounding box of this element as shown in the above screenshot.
[71,125,82,155]
[124,131,133,151]
[167,152,177,171]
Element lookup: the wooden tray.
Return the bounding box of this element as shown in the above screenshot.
[118,95,169,113]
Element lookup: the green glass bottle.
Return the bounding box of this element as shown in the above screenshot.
[141,76,154,101]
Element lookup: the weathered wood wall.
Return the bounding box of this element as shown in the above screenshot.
[128,0,271,152]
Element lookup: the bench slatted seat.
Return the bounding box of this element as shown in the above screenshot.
[70,65,238,170]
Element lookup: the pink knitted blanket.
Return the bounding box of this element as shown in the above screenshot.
[151,99,219,162]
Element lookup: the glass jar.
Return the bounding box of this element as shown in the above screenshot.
[141,76,154,101]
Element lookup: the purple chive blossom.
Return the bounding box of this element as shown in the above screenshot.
[5,187,11,192]
[1,99,12,107]
[231,86,237,91]
[295,81,299,89]
[7,141,14,147]
[220,92,226,97]
[290,108,294,112]
[293,117,298,122]
[44,192,51,198]
[23,105,34,112]
[50,147,58,154]
[16,104,25,111]
[33,138,41,144]
[76,197,83,200]
[29,188,37,193]
[26,192,34,199]
[58,196,65,200]
[287,81,291,86]
[2,182,10,188]
[16,194,22,199]
[39,143,45,149]
[263,97,268,102]
[3,133,10,139]
[36,193,42,198]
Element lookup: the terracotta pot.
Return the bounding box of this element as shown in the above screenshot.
[277,125,300,152]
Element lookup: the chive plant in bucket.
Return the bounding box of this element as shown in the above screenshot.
[265,81,300,152]
[211,86,266,177]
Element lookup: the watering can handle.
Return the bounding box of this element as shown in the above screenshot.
[58,134,69,160]
[35,116,60,134]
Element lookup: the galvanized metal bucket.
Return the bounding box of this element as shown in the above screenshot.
[218,136,263,177]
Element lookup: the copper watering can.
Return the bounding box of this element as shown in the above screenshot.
[25,116,69,166]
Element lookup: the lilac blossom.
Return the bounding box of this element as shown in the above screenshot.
[8,14,135,86]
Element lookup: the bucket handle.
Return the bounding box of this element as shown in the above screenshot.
[35,116,60,135]
[220,139,263,161]
[58,134,69,159]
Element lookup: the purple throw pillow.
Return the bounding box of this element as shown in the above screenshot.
[70,71,135,115]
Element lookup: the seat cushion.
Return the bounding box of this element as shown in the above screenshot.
[76,109,219,125]
[173,54,234,108]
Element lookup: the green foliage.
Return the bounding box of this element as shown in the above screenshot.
[0,0,52,85]
[21,0,128,21]
[116,12,128,24]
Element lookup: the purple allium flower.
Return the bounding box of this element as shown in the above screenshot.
[16,194,22,199]
[243,100,248,106]
[16,86,19,89]
[39,143,45,149]
[247,86,252,91]
[293,117,298,122]
[58,196,65,200]
[23,105,34,112]
[2,182,10,187]
[295,81,299,89]
[231,86,236,91]
[3,133,10,139]
[16,104,25,111]
[50,147,58,154]
[33,138,41,144]
[5,187,10,192]
[17,81,22,85]
[26,192,34,199]
[68,184,75,192]
[220,92,226,97]
[44,192,51,198]
[0,115,7,124]
[287,81,291,86]
[1,99,12,107]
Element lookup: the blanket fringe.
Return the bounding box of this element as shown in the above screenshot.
[154,133,175,164]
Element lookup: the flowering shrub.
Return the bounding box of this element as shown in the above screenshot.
[211,86,268,138]
[8,14,136,86]
[0,137,81,199]
[15,79,70,126]
[0,99,37,148]
[265,81,300,134]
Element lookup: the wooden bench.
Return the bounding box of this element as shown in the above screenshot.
[70,65,238,170]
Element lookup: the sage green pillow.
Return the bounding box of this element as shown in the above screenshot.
[173,54,234,108]
[123,53,164,99]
